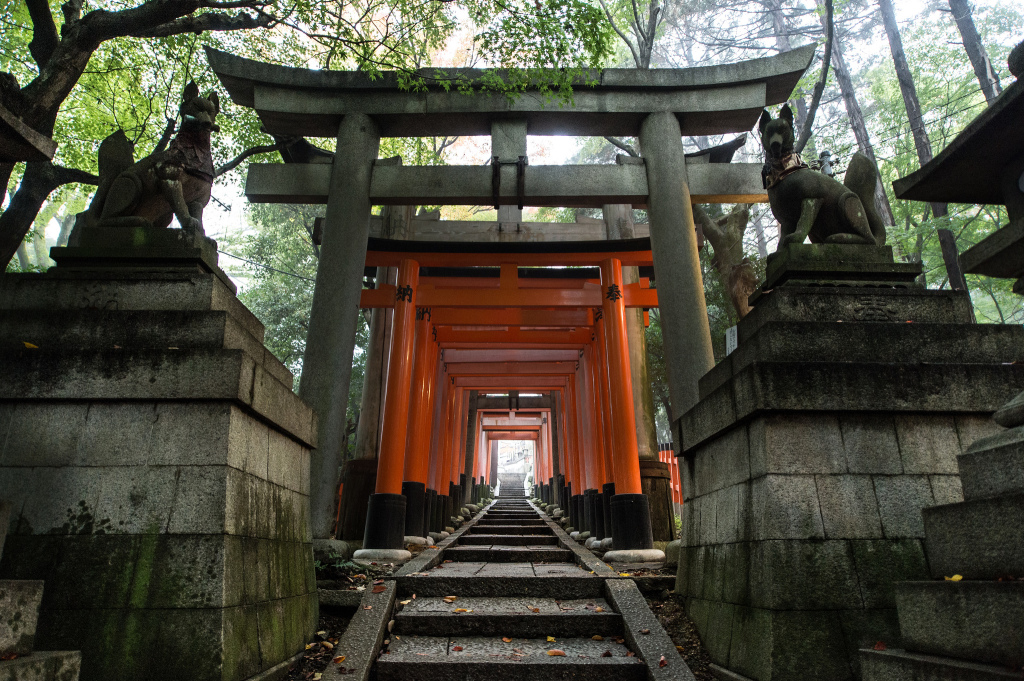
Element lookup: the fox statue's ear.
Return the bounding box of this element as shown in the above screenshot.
[780,104,794,126]
[183,80,200,103]
[758,109,771,134]
[208,91,220,114]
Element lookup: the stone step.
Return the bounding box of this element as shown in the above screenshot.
[958,429,1024,501]
[445,546,574,563]
[375,635,646,681]
[393,596,622,637]
[459,534,558,546]
[396,575,604,599]
[922,493,1024,579]
[470,525,552,535]
[0,650,82,681]
[0,309,293,388]
[895,581,1024,668]
[478,518,545,525]
[0,580,44,655]
[860,647,1021,680]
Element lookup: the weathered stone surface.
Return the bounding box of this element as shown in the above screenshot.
[896,581,1024,668]
[839,415,902,475]
[874,476,934,539]
[860,647,1023,681]
[748,414,845,478]
[957,426,1024,500]
[922,493,1024,580]
[0,649,82,681]
[749,475,823,540]
[816,475,883,539]
[0,580,43,655]
[849,539,928,609]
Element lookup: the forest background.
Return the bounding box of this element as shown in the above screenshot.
[3,0,1022,444]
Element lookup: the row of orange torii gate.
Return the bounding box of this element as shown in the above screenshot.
[206,43,816,562]
[347,242,663,559]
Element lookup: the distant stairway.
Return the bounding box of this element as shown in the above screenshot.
[497,473,526,497]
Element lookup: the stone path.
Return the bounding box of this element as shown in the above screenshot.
[356,498,695,680]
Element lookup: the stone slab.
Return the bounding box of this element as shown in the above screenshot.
[394,575,604,599]
[605,579,697,681]
[860,647,1022,681]
[895,581,1024,668]
[328,580,397,681]
[958,427,1024,500]
[0,650,81,681]
[0,580,43,655]
[922,494,1024,579]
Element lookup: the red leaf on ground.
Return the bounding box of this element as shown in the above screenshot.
[452,646,464,652]
[873,641,887,651]
[659,655,668,667]
[372,585,386,593]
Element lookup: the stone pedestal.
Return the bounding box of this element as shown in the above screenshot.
[0,243,317,681]
[674,245,1024,680]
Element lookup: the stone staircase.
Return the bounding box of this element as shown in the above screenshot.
[334,497,694,680]
[497,473,526,497]
[0,502,81,681]
[860,397,1024,680]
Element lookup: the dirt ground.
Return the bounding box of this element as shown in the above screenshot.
[646,594,715,681]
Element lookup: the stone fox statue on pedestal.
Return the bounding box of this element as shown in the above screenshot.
[81,82,219,238]
[759,105,886,249]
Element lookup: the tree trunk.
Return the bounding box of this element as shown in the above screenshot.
[947,0,1001,104]
[15,242,30,269]
[0,162,59,267]
[828,17,896,226]
[878,0,970,294]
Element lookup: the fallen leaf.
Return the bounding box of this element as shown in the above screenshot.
[873,641,887,651]
[945,574,963,582]
[627,651,636,657]
[513,648,526,655]
[547,649,566,656]
[641,628,651,635]
[675,646,684,652]
[412,594,417,599]
[659,655,668,668]
[592,635,603,641]
[615,637,625,644]
[363,605,372,610]
[374,579,385,584]
[502,637,512,643]
[531,607,540,613]
[333,655,346,663]
[595,607,604,613]
[454,608,470,613]
[22,342,38,349]
[452,646,463,652]
[317,630,327,637]
[387,620,395,632]
[400,600,411,605]
[443,596,457,603]
[305,643,316,650]
[372,585,386,593]
[547,636,556,642]
[0,653,18,661]
[619,572,630,577]
[601,650,612,657]
[313,674,322,680]
[322,641,334,650]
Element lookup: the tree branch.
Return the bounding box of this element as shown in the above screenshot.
[152,116,176,154]
[132,10,274,38]
[597,0,642,67]
[215,143,281,176]
[605,136,639,157]
[26,0,60,67]
[794,0,832,154]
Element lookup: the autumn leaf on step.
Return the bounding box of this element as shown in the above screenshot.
[452,646,464,652]
[594,607,604,612]
[502,637,513,643]
[591,635,603,641]
[619,572,630,577]
[601,650,612,657]
[372,585,386,593]
[640,629,650,635]
[454,608,470,612]
[22,342,38,349]
[400,600,411,605]
[547,649,566,656]
[659,655,668,667]
[873,641,887,651]
[546,636,556,642]
[322,641,334,650]
[531,607,540,613]
[945,575,963,582]
[313,673,322,680]
[363,605,372,610]
[627,651,636,657]
[333,656,346,663]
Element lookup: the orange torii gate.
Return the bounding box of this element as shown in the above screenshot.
[355,238,660,558]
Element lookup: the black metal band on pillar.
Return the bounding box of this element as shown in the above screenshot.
[491,155,529,210]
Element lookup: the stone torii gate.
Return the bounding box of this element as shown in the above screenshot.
[207,45,814,556]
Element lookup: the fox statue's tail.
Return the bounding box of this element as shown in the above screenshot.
[843,152,886,245]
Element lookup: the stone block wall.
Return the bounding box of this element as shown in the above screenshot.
[0,268,317,681]
[675,285,1024,681]
[677,411,999,680]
